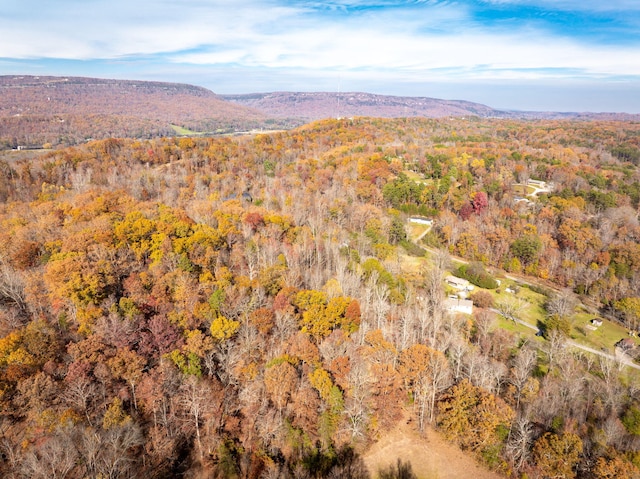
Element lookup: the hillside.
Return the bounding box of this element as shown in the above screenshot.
[221,91,506,120]
[221,91,640,122]
[0,76,285,148]
[1,117,639,478]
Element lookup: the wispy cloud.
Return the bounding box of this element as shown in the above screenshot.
[1,0,639,111]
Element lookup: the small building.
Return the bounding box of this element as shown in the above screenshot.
[590,318,603,328]
[445,275,473,291]
[446,298,473,315]
[527,179,547,188]
[409,217,433,226]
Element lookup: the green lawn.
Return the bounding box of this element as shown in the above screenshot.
[403,170,434,185]
[494,314,542,338]
[407,222,431,242]
[512,184,537,196]
[571,309,638,352]
[170,124,201,136]
[415,229,640,368]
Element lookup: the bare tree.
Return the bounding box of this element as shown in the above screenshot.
[20,430,79,479]
[505,414,533,472]
[495,296,526,323]
[62,375,98,426]
[343,360,372,439]
[509,347,537,411]
[0,258,27,312]
[446,334,469,381]
[178,376,211,460]
[545,289,577,319]
[95,423,144,479]
[545,329,567,372]
[473,309,495,353]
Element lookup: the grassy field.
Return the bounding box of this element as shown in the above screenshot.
[407,222,431,242]
[403,170,434,185]
[572,309,638,352]
[512,184,537,196]
[170,124,202,136]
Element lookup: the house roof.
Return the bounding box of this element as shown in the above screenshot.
[445,275,469,287]
[445,298,473,313]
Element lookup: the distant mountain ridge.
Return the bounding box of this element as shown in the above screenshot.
[221,91,508,119]
[1,75,638,149]
[221,91,640,121]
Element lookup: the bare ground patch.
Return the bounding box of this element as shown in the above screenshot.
[362,413,505,479]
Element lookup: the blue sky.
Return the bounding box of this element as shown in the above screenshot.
[1,0,639,112]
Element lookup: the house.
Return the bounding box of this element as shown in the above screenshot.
[445,275,473,291]
[590,319,603,328]
[409,217,433,226]
[446,298,473,315]
[527,179,547,188]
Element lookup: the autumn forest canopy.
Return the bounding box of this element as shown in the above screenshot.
[1,115,640,478]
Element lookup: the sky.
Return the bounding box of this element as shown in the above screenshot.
[1,0,639,113]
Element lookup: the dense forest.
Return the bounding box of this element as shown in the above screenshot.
[1,116,640,478]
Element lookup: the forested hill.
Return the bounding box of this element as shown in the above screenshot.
[221,91,506,120]
[221,91,640,122]
[0,76,280,148]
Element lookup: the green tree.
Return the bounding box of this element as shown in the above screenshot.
[510,235,542,266]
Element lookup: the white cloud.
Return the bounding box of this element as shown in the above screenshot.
[0,0,638,86]
[480,0,640,11]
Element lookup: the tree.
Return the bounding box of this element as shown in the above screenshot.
[264,361,298,412]
[531,432,582,479]
[209,315,241,342]
[398,344,451,429]
[437,379,514,453]
[504,415,533,472]
[510,234,542,266]
[107,348,146,410]
[469,291,494,309]
[20,428,79,479]
[178,376,211,459]
[614,297,640,331]
[592,454,639,479]
[545,289,577,320]
[471,191,488,214]
[507,347,538,411]
[495,296,526,323]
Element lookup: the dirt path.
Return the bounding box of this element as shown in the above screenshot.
[362,413,504,479]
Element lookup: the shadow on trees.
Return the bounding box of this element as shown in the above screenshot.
[377,459,418,479]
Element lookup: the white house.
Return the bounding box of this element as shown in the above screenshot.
[409,217,433,226]
[446,298,473,315]
[445,275,474,291]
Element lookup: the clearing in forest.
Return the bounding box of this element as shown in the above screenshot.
[363,413,504,479]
